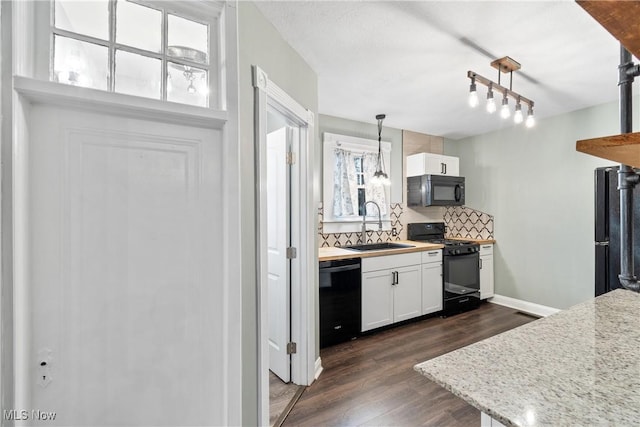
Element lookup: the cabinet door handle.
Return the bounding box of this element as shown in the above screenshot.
[440,162,445,174]
[444,163,447,174]
[392,271,398,285]
[428,251,439,256]
[480,258,483,269]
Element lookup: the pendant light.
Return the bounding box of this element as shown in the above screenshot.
[371,114,390,186]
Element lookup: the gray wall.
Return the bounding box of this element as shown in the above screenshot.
[319,114,403,204]
[446,99,634,309]
[237,3,318,425]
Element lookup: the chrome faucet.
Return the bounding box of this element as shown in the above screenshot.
[360,201,383,244]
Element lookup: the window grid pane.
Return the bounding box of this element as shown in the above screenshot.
[116,0,162,53]
[54,35,109,90]
[55,0,110,41]
[114,50,161,99]
[51,0,214,108]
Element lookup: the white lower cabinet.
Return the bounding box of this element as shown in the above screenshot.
[421,250,443,315]
[361,269,394,331]
[361,252,422,332]
[393,265,423,322]
[480,244,494,299]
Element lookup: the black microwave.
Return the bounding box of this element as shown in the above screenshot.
[407,175,465,207]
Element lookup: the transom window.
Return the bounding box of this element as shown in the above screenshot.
[51,0,217,108]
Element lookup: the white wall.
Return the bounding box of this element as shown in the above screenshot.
[446,99,633,309]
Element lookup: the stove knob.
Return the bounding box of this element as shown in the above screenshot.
[454,249,460,255]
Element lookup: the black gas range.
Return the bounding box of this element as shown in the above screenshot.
[407,222,481,316]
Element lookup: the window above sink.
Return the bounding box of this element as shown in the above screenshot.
[322,132,393,234]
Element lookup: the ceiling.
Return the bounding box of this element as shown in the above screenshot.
[255,1,627,140]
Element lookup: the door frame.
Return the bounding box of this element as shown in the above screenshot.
[253,65,316,425]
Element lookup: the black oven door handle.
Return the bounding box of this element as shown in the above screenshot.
[454,184,462,202]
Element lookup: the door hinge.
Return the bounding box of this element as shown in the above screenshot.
[286,342,297,354]
[286,151,296,165]
[286,247,297,259]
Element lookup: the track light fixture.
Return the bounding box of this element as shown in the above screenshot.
[468,56,535,127]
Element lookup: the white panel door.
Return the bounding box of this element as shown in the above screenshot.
[267,127,290,382]
[24,105,224,426]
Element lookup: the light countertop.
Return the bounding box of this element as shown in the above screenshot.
[414,289,640,426]
[318,240,444,261]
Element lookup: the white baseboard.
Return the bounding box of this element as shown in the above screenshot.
[489,294,560,318]
[314,357,323,380]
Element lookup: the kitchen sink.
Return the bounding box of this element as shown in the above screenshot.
[343,242,415,251]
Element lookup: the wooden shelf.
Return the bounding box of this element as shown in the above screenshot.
[577,0,640,60]
[575,1,640,166]
[576,133,640,168]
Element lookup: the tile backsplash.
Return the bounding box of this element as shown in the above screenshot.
[318,204,404,247]
[444,206,494,240]
[318,204,494,247]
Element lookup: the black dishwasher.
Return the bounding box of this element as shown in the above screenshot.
[319,258,361,348]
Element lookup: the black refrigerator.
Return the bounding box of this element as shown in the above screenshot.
[595,166,640,295]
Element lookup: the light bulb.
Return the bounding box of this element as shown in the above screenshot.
[486,90,496,114]
[500,97,510,119]
[526,114,535,128]
[468,83,479,108]
[514,104,523,124]
[526,107,535,128]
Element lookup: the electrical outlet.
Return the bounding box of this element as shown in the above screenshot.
[391,227,398,236]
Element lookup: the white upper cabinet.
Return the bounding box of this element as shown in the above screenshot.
[406,153,459,177]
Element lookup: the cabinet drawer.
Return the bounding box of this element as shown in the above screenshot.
[480,244,493,255]
[361,252,422,272]
[421,249,442,264]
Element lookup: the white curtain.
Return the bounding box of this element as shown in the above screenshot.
[362,152,387,217]
[333,148,358,217]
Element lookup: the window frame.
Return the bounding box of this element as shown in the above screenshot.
[322,132,392,234]
[47,0,220,108]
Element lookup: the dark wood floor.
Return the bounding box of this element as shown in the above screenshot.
[283,302,536,426]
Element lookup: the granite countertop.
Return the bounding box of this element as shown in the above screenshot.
[318,240,444,261]
[414,289,640,426]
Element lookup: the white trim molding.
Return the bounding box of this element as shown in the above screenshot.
[253,64,316,427]
[314,357,323,380]
[13,77,228,129]
[489,294,561,318]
